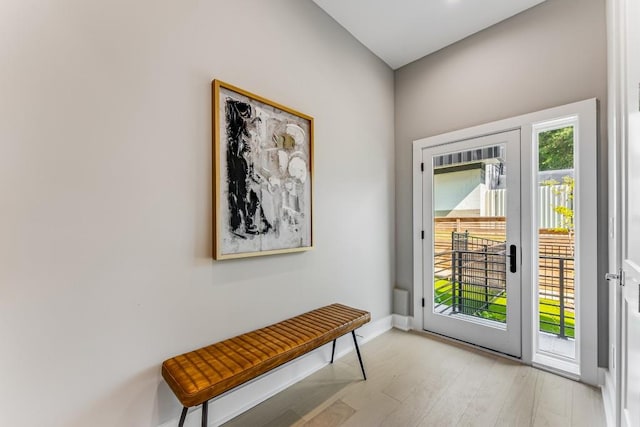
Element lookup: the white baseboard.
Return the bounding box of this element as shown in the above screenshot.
[159,315,392,427]
[392,314,413,331]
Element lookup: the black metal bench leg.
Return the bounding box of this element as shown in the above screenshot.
[330,339,337,363]
[351,331,366,380]
[178,407,188,427]
[201,400,208,427]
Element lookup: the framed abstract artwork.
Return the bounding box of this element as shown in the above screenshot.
[212,80,314,260]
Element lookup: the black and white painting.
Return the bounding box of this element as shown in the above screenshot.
[214,81,313,259]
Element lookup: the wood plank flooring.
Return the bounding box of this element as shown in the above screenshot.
[223,329,605,427]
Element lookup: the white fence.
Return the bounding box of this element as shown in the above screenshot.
[484,188,506,217]
[484,185,571,229]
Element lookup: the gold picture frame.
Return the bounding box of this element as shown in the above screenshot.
[213,80,314,260]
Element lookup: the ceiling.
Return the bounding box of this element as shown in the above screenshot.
[312,0,548,69]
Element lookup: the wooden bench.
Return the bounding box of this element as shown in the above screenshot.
[162,303,371,426]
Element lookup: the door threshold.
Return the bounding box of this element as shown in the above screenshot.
[409,329,584,383]
[410,328,522,363]
[532,353,580,380]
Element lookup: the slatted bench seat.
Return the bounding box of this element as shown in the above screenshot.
[162,303,371,427]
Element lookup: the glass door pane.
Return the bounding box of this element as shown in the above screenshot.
[535,122,577,360]
[432,145,508,326]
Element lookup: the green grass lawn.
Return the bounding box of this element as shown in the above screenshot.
[433,279,575,338]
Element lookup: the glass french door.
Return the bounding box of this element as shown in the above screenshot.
[422,130,521,357]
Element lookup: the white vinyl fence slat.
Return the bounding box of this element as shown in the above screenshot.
[484,185,571,228]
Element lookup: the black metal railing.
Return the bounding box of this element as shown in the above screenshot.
[433,232,575,338]
[450,232,507,321]
[538,254,575,338]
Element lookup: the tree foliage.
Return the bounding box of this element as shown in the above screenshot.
[538,126,574,171]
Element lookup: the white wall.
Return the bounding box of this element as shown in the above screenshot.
[0,1,395,425]
[434,169,483,216]
[394,0,608,348]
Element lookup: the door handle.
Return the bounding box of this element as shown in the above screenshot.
[509,244,517,273]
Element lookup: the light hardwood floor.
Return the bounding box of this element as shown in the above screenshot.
[223,329,606,427]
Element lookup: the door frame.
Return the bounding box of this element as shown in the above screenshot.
[412,99,599,384]
[603,0,634,424]
[604,0,640,425]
